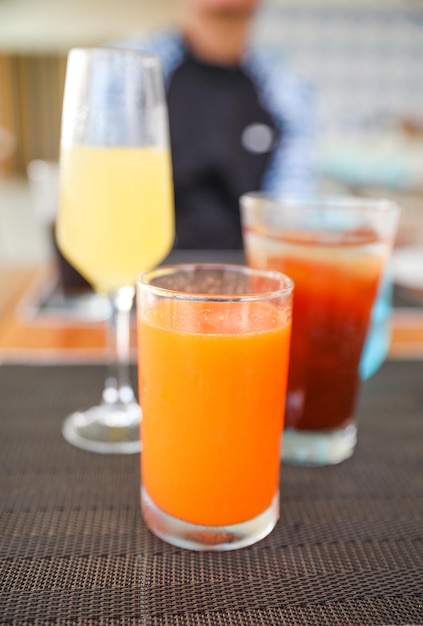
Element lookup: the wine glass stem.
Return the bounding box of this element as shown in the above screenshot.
[103,286,136,408]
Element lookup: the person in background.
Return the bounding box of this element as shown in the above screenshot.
[118,3,389,378]
[119,0,316,249]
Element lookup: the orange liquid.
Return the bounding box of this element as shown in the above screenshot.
[138,300,291,527]
[245,229,387,431]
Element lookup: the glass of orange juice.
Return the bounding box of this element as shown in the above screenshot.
[137,264,293,550]
[241,194,400,466]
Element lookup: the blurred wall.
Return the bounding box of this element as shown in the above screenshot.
[254,1,423,193]
[0,0,177,176]
[0,53,66,176]
[255,1,423,133]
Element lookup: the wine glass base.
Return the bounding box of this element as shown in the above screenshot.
[62,403,141,454]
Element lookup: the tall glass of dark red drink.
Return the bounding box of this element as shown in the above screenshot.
[241,194,400,466]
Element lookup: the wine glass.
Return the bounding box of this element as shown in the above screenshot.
[56,47,174,454]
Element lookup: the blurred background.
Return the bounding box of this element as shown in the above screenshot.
[0,0,423,264]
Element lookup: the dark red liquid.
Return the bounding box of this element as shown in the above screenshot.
[247,231,385,431]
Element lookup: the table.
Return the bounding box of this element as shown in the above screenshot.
[0,252,247,363]
[1,360,422,625]
[1,258,423,363]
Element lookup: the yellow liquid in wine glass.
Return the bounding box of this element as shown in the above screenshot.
[57,145,174,293]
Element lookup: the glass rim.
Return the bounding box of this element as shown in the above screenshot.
[68,46,161,67]
[240,192,401,216]
[137,263,294,302]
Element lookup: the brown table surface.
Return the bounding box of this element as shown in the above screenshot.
[0,359,422,625]
[0,252,423,363]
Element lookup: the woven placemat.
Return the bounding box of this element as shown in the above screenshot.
[1,361,422,625]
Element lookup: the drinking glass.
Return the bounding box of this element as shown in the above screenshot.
[241,194,400,466]
[57,48,174,453]
[137,264,293,550]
